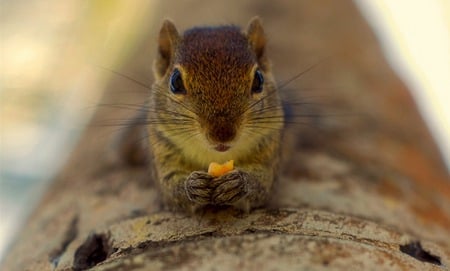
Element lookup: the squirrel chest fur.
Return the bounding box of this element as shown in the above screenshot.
[128,18,284,212]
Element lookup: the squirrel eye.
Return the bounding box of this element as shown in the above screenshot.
[169,68,187,95]
[251,69,264,94]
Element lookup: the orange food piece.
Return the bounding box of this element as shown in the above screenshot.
[208,160,234,177]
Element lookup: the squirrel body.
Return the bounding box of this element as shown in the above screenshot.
[121,18,284,212]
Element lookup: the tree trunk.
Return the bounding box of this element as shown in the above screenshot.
[3,1,449,270]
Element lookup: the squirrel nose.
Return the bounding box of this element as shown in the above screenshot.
[207,122,236,143]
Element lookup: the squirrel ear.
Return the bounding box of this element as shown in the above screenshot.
[246,17,267,66]
[154,19,179,79]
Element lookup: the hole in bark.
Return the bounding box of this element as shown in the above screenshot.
[399,241,441,266]
[73,233,110,270]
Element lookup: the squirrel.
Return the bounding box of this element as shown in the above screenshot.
[115,17,284,213]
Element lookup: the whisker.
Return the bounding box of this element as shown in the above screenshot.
[96,65,152,90]
[248,105,284,115]
[277,57,330,90]
[96,103,145,113]
[245,125,285,131]
[152,85,200,116]
[92,118,196,127]
[243,87,279,114]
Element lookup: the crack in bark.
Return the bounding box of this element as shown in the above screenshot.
[48,215,79,268]
[106,227,407,262]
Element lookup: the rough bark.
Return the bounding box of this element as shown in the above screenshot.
[3,1,449,270]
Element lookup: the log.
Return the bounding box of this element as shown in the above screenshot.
[3,1,449,270]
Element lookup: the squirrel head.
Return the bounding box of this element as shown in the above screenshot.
[151,18,283,155]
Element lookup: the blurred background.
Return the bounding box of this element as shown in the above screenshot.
[0,0,449,262]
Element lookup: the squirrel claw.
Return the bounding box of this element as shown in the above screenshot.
[185,171,214,205]
[211,170,248,205]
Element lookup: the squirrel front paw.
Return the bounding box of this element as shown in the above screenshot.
[210,170,248,205]
[185,170,254,208]
[185,171,214,205]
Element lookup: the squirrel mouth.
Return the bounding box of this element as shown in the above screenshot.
[214,144,230,152]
